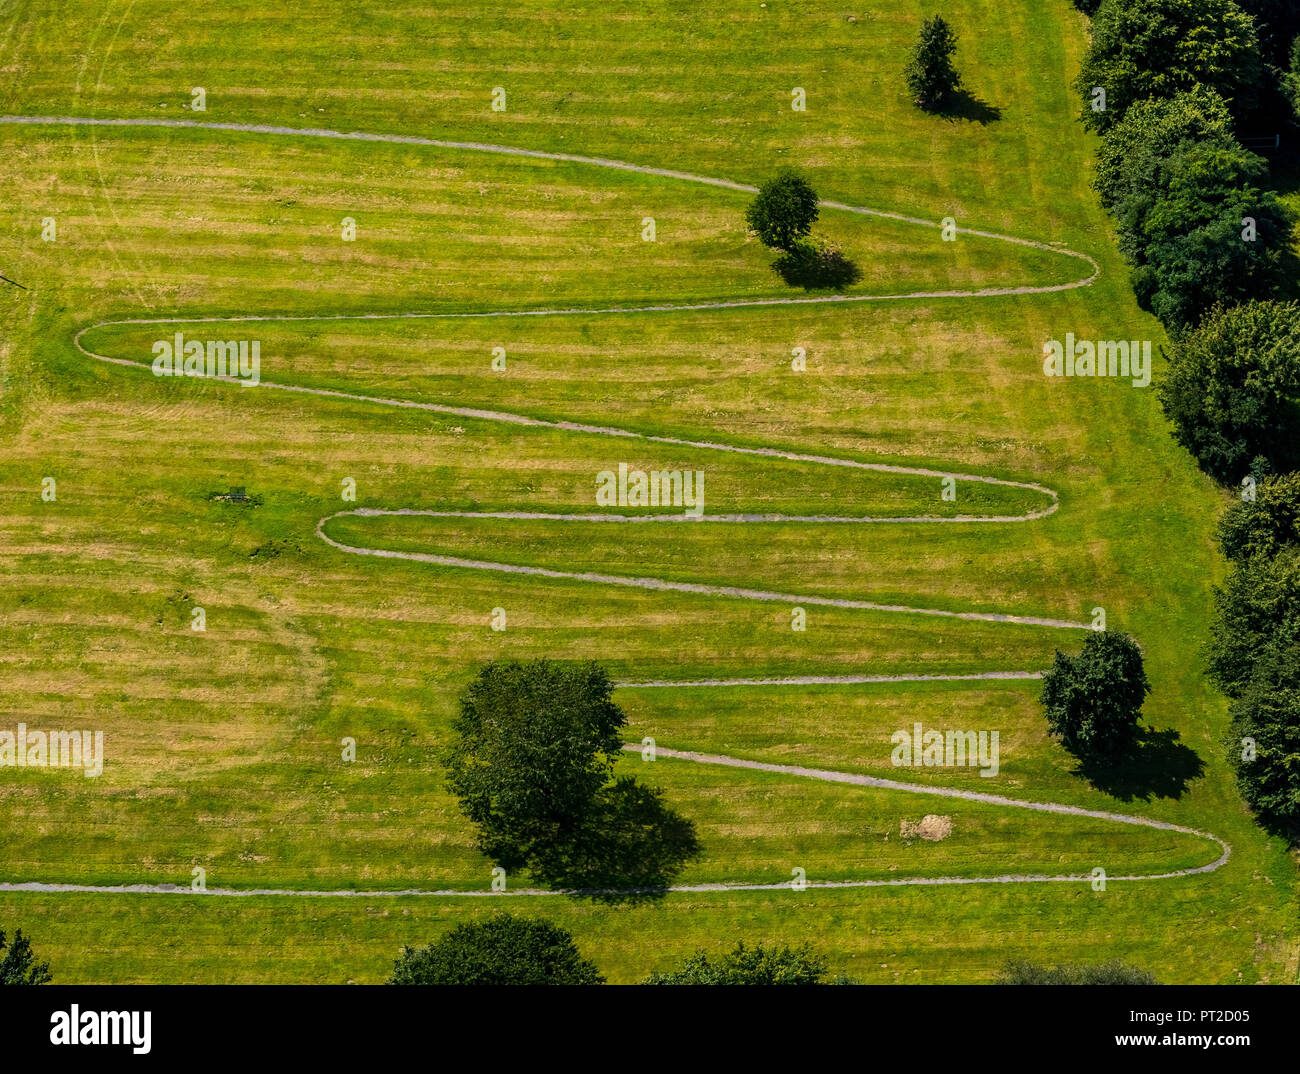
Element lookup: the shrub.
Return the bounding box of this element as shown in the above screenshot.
[389,914,604,985]
[998,960,1158,985]
[1159,301,1300,483]
[645,941,829,985]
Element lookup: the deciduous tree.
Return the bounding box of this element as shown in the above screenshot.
[1077,0,1263,131]
[1160,301,1300,482]
[1040,631,1150,758]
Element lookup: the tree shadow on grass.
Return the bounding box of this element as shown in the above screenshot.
[933,89,1002,125]
[527,777,702,904]
[1070,726,1205,803]
[772,243,862,291]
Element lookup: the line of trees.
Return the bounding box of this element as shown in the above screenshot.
[387,914,1159,985]
[1211,476,1300,835]
[1079,1,1295,335]
[388,918,836,985]
[1075,0,1300,839]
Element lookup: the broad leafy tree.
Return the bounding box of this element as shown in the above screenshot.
[1040,631,1150,759]
[904,16,962,112]
[1093,87,1236,213]
[522,774,701,894]
[1218,471,1300,564]
[442,659,623,872]
[1160,301,1300,482]
[1208,544,1300,697]
[1287,38,1300,119]
[645,941,829,985]
[389,914,604,985]
[0,929,52,985]
[1121,141,1290,330]
[1077,0,1263,131]
[441,659,699,897]
[745,169,820,251]
[1228,642,1300,837]
[1238,0,1300,66]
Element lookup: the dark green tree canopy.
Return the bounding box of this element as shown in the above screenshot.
[0,929,52,985]
[1159,301,1300,483]
[745,169,820,251]
[389,914,604,985]
[1093,87,1236,213]
[1208,543,1300,697]
[998,960,1158,985]
[442,659,624,871]
[1121,141,1291,330]
[645,941,829,985]
[1287,37,1300,120]
[1218,471,1300,564]
[1237,0,1300,66]
[1077,0,1263,131]
[904,16,962,112]
[1040,631,1150,758]
[1227,641,1300,837]
[441,659,699,898]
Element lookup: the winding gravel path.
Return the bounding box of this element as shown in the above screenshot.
[2,113,1099,296]
[0,115,1228,897]
[0,748,1227,896]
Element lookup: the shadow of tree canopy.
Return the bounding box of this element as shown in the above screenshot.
[525,776,701,903]
[1070,726,1205,802]
[771,242,862,290]
[931,88,1002,125]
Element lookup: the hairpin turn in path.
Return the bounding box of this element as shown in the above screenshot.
[0,114,1229,896]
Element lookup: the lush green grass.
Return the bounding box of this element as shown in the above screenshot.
[0,0,1296,983]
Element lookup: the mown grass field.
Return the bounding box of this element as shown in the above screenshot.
[0,0,1296,983]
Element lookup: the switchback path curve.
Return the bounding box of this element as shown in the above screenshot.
[1,115,1230,896]
[0,747,1229,897]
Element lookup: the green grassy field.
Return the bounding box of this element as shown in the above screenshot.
[0,0,1296,984]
